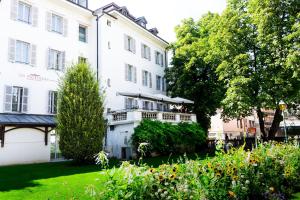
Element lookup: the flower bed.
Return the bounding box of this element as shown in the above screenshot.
[93,142,300,200]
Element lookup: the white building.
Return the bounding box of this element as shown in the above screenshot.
[0,0,196,165]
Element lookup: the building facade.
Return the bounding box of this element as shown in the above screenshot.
[0,0,196,165]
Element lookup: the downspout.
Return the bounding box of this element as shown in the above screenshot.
[92,12,104,82]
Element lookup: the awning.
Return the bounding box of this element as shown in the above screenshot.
[117,92,194,104]
[172,97,194,104]
[0,113,56,127]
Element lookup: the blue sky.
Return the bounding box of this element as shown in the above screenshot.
[90,0,227,42]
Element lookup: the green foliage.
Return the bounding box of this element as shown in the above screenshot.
[166,14,225,130]
[57,62,105,163]
[131,120,206,155]
[93,142,300,200]
[214,0,300,138]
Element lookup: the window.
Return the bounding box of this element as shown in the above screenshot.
[157,103,162,111]
[125,64,136,83]
[141,44,151,60]
[48,49,65,71]
[125,98,138,109]
[124,34,136,53]
[142,70,148,86]
[142,101,150,110]
[48,91,57,114]
[17,1,31,23]
[155,51,164,66]
[149,72,152,88]
[108,41,111,49]
[78,56,87,63]
[15,40,30,64]
[79,25,87,42]
[78,0,87,7]
[107,20,111,26]
[51,14,63,34]
[4,86,28,113]
[156,75,161,90]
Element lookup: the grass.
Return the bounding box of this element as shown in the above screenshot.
[0,153,206,200]
[292,192,300,200]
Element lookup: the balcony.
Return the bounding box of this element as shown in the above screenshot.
[107,110,197,125]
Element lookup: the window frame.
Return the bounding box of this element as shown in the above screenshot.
[51,13,63,34]
[79,25,87,43]
[17,1,31,24]
[48,91,57,114]
[15,40,30,64]
[48,49,63,71]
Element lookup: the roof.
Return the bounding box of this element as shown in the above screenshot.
[116,92,194,104]
[0,114,56,127]
[95,2,169,45]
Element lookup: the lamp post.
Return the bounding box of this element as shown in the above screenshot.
[279,100,288,142]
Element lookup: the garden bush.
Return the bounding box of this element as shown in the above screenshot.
[131,120,206,155]
[92,142,300,200]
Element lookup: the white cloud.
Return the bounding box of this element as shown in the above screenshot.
[89,0,227,42]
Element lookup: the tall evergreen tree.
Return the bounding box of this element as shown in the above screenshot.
[57,62,105,163]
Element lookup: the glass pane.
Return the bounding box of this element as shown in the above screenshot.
[79,26,86,42]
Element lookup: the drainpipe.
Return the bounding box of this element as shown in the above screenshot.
[92,12,104,82]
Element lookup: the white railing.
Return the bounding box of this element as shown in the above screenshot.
[162,113,176,121]
[180,114,192,121]
[112,112,127,121]
[108,110,196,124]
[142,112,158,120]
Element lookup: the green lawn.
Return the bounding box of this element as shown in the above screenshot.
[0,153,205,200]
[292,193,300,200]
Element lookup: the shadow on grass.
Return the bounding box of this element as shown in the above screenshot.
[0,152,208,192]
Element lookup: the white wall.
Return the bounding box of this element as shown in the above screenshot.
[98,13,168,111]
[0,0,95,114]
[0,127,50,166]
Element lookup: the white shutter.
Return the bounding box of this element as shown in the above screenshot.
[141,44,144,58]
[61,51,66,71]
[142,70,144,85]
[63,18,68,37]
[4,86,13,112]
[132,38,136,54]
[125,64,128,81]
[22,88,28,113]
[149,72,152,88]
[8,39,16,62]
[124,98,128,109]
[30,44,37,66]
[47,48,52,69]
[133,67,137,83]
[46,12,52,31]
[148,47,151,61]
[48,91,51,113]
[124,35,128,50]
[32,6,38,27]
[10,0,18,20]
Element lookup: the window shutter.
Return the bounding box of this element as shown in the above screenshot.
[149,72,152,88]
[125,64,128,81]
[63,18,68,37]
[47,48,52,69]
[124,35,128,50]
[8,39,15,62]
[134,100,138,108]
[32,6,38,27]
[22,88,28,113]
[30,44,37,66]
[160,54,164,67]
[142,70,144,85]
[124,98,128,109]
[61,51,66,72]
[148,47,151,61]
[132,38,136,54]
[10,0,18,20]
[48,91,51,113]
[141,44,144,58]
[133,67,137,83]
[165,52,168,67]
[46,12,52,31]
[85,27,88,42]
[4,86,13,112]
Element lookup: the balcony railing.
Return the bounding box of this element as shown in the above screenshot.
[108,110,197,124]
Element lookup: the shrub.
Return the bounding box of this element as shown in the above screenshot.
[57,62,105,163]
[92,142,300,200]
[131,120,206,155]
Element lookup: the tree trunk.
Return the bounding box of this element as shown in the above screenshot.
[268,108,282,140]
[256,108,266,140]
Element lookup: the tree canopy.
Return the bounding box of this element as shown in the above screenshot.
[167,0,300,139]
[57,62,105,163]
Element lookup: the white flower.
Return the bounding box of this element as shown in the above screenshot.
[245,180,250,184]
